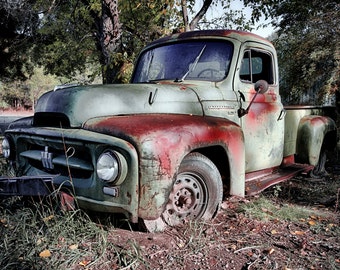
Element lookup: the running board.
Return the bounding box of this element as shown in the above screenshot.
[245,164,314,196]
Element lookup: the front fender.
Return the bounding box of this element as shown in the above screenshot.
[296,115,336,165]
[84,114,245,220]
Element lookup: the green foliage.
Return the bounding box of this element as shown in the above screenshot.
[32,0,101,81]
[0,0,253,86]
[274,14,339,104]
[0,81,30,109]
[0,0,101,83]
[0,1,37,81]
[0,68,61,109]
[245,0,340,105]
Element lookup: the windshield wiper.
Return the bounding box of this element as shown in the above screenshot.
[178,45,206,82]
[146,50,155,82]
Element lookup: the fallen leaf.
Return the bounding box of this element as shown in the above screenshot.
[177,241,185,248]
[291,230,305,235]
[79,260,91,267]
[230,244,237,250]
[271,229,278,235]
[36,238,44,245]
[69,244,78,250]
[42,215,54,222]
[268,248,275,255]
[0,218,7,224]
[308,220,316,226]
[39,249,51,258]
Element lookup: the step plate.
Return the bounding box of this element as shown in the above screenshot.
[245,164,313,196]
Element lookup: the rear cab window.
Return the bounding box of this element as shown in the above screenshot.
[240,49,275,85]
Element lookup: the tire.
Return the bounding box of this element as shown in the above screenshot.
[310,148,328,178]
[142,152,223,232]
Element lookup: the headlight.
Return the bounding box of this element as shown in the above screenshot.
[96,150,127,185]
[1,137,11,159]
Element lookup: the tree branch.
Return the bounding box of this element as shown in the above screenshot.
[189,0,213,31]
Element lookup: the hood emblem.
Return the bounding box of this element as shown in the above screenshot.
[41,146,54,170]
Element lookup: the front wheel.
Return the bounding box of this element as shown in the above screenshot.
[142,152,223,232]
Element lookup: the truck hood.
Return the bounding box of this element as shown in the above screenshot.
[34,83,203,127]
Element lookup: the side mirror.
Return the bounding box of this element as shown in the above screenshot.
[254,80,269,94]
[238,80,269,118]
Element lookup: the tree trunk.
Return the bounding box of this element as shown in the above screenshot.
[101,0,122,84]
[181,0,190,32]
[189,0,212,30]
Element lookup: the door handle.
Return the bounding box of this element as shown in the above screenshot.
[277,109,286,121]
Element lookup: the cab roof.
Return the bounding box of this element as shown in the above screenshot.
[145,29,273,48]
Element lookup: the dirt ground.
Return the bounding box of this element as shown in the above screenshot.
[105,167,340,270]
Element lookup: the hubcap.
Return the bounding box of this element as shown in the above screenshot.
[162,172,208,226]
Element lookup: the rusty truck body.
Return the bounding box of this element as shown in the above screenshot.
[0,30,337,231]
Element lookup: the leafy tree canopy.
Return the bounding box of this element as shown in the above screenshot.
[0,0,38,81]
[245,0,339,105]
[0,0,252,84]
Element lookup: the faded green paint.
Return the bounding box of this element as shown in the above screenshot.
[296,115,336,165]
[284,107,337,165]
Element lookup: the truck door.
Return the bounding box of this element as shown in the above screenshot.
[234,45,285,173]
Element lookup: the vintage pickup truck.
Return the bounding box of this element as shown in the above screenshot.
[0,30,337,231]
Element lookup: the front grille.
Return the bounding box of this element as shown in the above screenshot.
[18,138,93,179]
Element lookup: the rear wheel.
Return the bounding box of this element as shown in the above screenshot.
[142,152,223,232]
[310,148,328,178]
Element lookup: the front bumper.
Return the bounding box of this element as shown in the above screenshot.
[0,175,54,196]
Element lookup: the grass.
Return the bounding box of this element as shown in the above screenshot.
[0,188,338,269]
[238,196,317,222]
[0,196,145,269]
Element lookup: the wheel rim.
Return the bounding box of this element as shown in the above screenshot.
[162,172,208,226]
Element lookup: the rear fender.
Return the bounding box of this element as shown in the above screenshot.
[296,115,336,165]
[84,114,245,220]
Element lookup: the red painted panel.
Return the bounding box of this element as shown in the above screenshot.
[84,114,246,217]
[84,114,244,176]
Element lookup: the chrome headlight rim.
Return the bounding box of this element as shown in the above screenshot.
[1,137,11,159]
[96,150,127,185]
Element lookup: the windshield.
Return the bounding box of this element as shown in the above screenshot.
[132,40,233,83]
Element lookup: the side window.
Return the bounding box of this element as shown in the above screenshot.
[240,49,274,84]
